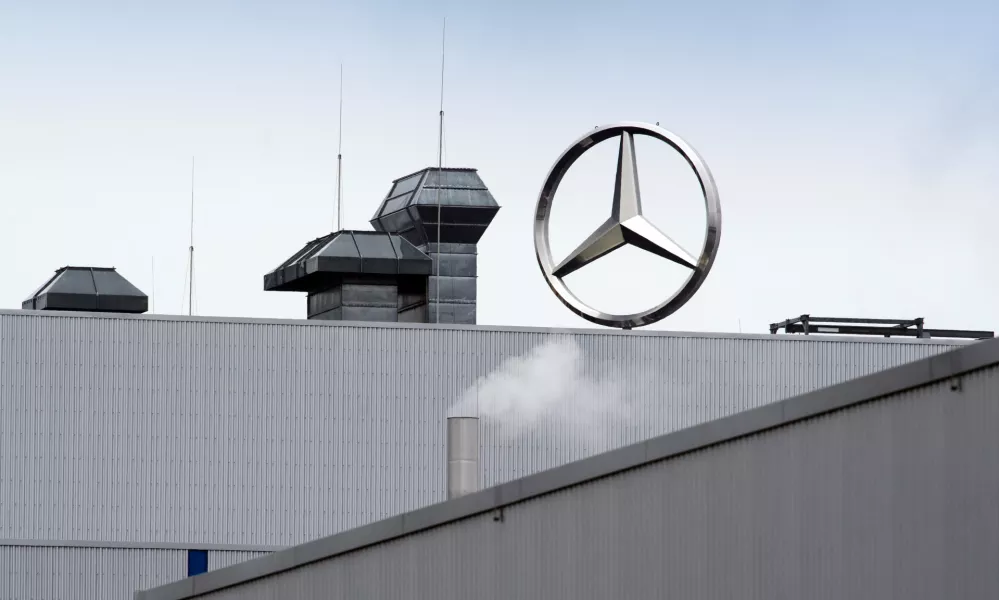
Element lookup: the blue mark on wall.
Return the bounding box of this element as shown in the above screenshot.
[187,549,208,577]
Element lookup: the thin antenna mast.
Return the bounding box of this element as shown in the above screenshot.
[435,18,446,323]
[187,157,195,316]
[335,63,344,231]
[150,257,155,313]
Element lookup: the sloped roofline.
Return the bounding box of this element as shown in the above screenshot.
[134,336,999,599]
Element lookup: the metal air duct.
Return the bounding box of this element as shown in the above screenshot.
[446,416,479,499]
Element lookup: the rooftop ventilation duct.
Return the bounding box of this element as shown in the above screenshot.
[370,167,500,324]
[22,266,148,314]
[264,230,433,322]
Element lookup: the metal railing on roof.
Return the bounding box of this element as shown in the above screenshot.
[769,315,994,340]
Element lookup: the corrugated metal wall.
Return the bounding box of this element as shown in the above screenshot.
[0,546,185,599]
[0,311,962,547]
[195,363,999,600]
[0,546,272,598]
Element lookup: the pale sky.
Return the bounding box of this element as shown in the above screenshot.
[1,0,996,334]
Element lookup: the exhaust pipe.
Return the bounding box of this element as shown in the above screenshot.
[446,416,479,499]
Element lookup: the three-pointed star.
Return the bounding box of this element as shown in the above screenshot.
[552,132,698,279]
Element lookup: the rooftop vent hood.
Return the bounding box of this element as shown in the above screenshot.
[22,266,148,314]
[264,230,433,323]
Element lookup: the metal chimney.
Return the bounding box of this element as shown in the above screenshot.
[446,416,479,499]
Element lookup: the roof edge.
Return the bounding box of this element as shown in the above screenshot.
[57,265,118,272]
[391,166,479,184]
[0,538,283,553]
[0,308,971,346]
[135,336,999,600]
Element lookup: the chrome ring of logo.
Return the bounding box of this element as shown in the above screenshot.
[533,122,722,329]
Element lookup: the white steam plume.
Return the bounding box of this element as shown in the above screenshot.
[449,337,631,454]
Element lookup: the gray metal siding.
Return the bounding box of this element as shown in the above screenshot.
[0,546,185,599]
[0,311,960,549]
[193,363,999,600]
[0,546,276,599]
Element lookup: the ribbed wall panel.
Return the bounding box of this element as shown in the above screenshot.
[0,546,185,599]
[198,364,999,600]
[0,312,961,548]
[207,551,271,571]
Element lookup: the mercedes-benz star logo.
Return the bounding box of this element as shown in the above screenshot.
[533,122,722,330]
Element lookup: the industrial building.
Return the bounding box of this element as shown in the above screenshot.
[136,336,999,600]
[0,307,972,598]
[0,167,989,598]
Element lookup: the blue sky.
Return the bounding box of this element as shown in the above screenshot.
[1,0,997,333]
